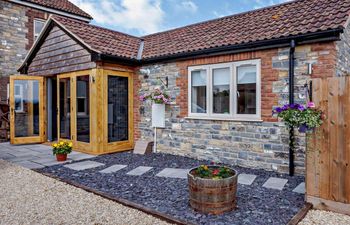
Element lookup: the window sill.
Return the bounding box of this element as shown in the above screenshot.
[185,116,263,122]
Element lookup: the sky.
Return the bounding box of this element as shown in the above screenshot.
[70,0,291,36]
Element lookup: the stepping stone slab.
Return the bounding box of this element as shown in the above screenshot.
[126,166,153,176]
[156,168,190,179]
[99,164,127,173]
[238,173,257,185]
[263,177,288,190]
[68,152,96,161]
[293,182,305,194]
[64,161,104,171]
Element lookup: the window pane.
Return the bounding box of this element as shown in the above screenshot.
[34,20,45,35]
[108,76,129,142]
[237,65,257,114]
[59,78,70,139]
[213,68,230,114]
[191,70,207,113]
[76,76,90,143]
[14,80,40,137]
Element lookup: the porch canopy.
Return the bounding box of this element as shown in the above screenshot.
[12,16,140,154]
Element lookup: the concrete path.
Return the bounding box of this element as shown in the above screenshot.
[0,142,95,169]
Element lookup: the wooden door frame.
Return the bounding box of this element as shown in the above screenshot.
[102,69,134,153]
[10,75,46,144]
[57,70,92,153]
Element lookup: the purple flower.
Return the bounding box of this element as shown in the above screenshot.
[297,105,305,111]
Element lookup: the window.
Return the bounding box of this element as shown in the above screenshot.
[14,84,23,112]
[34,19,45,41]
[188,60,261,120]
[76,80,88,115]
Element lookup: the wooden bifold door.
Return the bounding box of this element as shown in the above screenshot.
[10,75,46,144]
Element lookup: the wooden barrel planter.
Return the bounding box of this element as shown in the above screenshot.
[188,166,238,215]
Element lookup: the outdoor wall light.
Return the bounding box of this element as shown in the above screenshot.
[139,68,150,79]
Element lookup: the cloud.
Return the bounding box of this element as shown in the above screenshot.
[179,1,198,13]
[70,0,164,35]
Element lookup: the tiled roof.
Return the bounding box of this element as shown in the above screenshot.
[22,0,92,19]
[53,16,141,60]
[141,0,350,59]
[45,0,350,61]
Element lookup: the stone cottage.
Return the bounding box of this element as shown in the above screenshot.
[0,0,92,102]
[14,0,350,175]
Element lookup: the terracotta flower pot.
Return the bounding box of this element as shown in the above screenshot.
[56,153,67,161]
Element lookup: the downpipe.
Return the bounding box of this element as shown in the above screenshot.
[289,40,296,176]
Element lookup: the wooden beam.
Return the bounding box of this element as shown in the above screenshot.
[307,195,350,216]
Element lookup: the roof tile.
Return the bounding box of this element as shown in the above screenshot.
[141,0,350,59]
[53,16,141,59]
[50,0,350,60]
[23,0,92,19]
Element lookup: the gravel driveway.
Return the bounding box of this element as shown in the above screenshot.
[0,160,171,225]
[300,210,350,225]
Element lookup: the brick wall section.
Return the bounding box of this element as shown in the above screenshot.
[25,7,48,50]
[135,42,338,174]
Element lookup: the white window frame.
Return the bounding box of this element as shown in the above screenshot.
[33,19,45,41]
[188,59,261,121]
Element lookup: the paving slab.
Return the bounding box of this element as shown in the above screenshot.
[0,152,15,160]
[99,164,127,173]
[7,155,40,163]
[262,177,288,190]
[15,160,45,169]
[156,168,190,179]
[68,152,96,161]
[126,166,153,176]
[31,157,72,167]
[64,161,104,171]
[238,173,257,185]
[293,182,305,194]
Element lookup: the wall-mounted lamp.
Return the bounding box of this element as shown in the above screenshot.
[90,75,96,83]
[139,68,151,79]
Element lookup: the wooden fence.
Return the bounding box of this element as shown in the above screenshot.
[306,76,350,215]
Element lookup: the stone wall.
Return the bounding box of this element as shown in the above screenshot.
[337,23,350,76]
[135,42,337,174]
[0,0,28,101]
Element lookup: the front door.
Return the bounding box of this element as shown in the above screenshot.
[10,75,46,144]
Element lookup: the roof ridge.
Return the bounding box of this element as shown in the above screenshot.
[141,0,303,38]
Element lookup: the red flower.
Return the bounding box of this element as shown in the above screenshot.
[212,169,219,176]
[210,161,215,165]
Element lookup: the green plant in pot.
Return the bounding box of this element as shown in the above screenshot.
[52,141,72,161]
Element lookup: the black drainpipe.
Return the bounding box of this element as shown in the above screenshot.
[289,40,296,176]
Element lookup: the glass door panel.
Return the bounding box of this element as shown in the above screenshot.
[59,78,71,139]
[108,76,129,142]
[76,76,90,143]
[10,76,45,144]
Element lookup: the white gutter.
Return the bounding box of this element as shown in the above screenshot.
[8,0,91,22]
